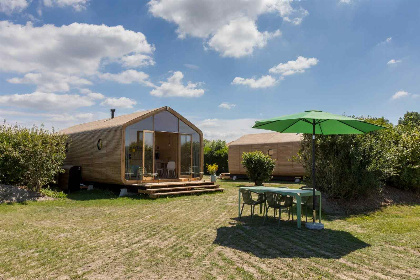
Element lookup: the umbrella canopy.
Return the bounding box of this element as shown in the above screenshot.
[252,110,385,226]
[253,110,384,134]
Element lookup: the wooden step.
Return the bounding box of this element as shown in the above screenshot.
[141,181,215,189]
[138,184,219,194]
[149,188,224,199]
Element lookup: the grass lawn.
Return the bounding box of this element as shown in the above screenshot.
[0,180,419,279]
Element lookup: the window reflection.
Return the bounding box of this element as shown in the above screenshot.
[124,111,202,180]
[154,111,178,132]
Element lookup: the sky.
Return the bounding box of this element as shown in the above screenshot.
[0,0,419,142]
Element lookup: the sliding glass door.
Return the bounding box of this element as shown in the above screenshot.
[179,134,192,178]
[143,131,154,176]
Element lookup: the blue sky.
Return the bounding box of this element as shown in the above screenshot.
[0,0,419,141]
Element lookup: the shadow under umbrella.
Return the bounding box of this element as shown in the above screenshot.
[214,219,370,259]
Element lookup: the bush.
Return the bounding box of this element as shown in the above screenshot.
[386,120,420,191]
[298,113,420,198]
[0,123,67,192]
[241,151,275,186]
[203,139,228,174]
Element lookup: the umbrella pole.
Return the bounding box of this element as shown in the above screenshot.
[312,121,316,223]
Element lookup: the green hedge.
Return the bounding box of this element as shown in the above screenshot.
[0,124,67,192]
[298,112,419,199]
[203,139,228,174]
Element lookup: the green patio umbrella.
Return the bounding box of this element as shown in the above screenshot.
[252,110,385,228]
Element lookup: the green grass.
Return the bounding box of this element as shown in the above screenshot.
[0,180,419,279]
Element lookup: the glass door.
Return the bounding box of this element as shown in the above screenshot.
[179,134,192,178]
[143,131,155,179]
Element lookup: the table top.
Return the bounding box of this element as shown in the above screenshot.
[239,186,321,196]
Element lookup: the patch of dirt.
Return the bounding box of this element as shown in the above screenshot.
[323,186,420,216]
[0,184,53,204]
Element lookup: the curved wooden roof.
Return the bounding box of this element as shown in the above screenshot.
[228,132,302,146]
[60,106,202,136]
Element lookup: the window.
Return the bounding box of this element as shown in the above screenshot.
[154,111,178,132]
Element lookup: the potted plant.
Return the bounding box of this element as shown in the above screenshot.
[206,163,218,183]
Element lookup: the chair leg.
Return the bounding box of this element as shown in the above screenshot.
[264,206,269,224]
[240,204,245,219]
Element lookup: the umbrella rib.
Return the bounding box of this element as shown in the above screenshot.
[253,119,278,128]
[337,120,365,133]
[319,122,324,135]
[280,119,301,133]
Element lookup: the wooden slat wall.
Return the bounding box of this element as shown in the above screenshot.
[228,141,305,177]
[63,126,123,184]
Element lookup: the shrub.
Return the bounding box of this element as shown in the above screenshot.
[203,139,228,174]
[206,163,218,175]
[241,151,275,186]
[386,120,420,191]
[0,123,67,192]
[298,113,420,198]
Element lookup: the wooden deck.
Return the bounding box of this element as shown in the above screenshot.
[135,180,224,199]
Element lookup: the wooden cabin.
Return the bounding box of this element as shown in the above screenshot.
[61,106,206,187]
[228,132,305,179]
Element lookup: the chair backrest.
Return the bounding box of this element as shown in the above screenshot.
[301,196,313,206]
[167,161,176,170]
[266,192,281,207]
[282,196,293,207]
[240,190,254,204]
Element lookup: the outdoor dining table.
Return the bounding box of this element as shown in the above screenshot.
[238,186,322,229]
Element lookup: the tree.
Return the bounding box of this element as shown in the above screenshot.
[398,111,420,126]
[203,139,228,174]
[241,151,275,186]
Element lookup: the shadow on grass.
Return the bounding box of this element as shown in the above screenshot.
[214,216,370,259]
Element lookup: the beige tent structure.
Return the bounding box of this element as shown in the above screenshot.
[60,106,204,186]
[228,132,305,179]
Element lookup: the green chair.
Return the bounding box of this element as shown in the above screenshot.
[240,190,265,219]
[283,196,294,221]
[264,192,282,224]
[296,187,314,222]
[265,193,294,224]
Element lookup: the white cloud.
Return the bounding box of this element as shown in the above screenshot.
[232,75,278,88]
[208,17,280,58]
[378,37,392,46]
[148,0,307,57]
[43,0,89,11]
[184,64,199,70]
[269,56,319,76]
[339,0,351,4]
[120,54,155,68]
[198,118,258,142]
[0,0,28,14]
[100,97,137,109]
[0,92,96,111]
[8,72,92,92]
[79,88,105,100]
[391,90,418,100]
[0,21,154,90]
[98,70,155,87]
[0,109,95,122]
[387,59,402,65]
[232,56,318,89]
[150,71,204,97]
[218,102,236,109]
